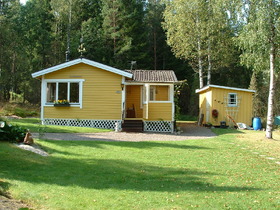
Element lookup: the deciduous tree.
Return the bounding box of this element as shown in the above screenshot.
[236,0,280,139]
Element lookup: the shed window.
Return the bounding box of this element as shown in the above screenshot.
[228,93,237,107]
[46,81,81,104]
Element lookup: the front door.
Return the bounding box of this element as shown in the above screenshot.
[125,85,143,118]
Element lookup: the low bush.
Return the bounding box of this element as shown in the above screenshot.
[0,119,26,142]
[0,102,39,117]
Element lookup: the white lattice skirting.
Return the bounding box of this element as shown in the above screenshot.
[144,121,174,133]
[43,118,174,133]
[43,118,122,130]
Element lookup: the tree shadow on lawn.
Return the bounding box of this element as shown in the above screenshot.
[211,128,245,137]
[41,139,212,151]
[1,145,262,193]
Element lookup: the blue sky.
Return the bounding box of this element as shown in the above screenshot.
[20,0,27,5]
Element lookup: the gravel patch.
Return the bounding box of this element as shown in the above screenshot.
[32,125,216,141]
[0,196,29,210]
[15,143,49,156]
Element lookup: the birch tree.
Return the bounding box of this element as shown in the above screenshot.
[236,0,280,139]
[163,0,233,88]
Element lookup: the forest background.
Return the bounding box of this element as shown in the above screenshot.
[0,0,279,121]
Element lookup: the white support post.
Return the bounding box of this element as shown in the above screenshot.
[145,84,149,119]
[41,76,45,124]
[121,76,126,120]
[170,84,175,121]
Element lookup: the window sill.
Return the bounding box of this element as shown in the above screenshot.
[54,104,71,107]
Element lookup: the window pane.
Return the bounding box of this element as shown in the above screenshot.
[228,93,237,106]
[150,86,155,101]
[58,83,68,100]
[47,83,56,102]
[70,83,79,103]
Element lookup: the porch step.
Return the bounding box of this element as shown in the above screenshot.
[122,120,143,132]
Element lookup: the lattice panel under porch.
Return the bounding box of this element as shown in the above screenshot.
[43,118,122,130]
[144,121,174,133]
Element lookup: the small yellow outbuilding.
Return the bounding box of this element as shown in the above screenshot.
[196,85,255,127]
[32,58,177,133]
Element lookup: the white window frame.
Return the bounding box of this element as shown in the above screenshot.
[228,93,237,107]
[43,79,85,108]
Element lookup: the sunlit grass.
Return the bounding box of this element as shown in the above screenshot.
[6,118,111,133]
[0,129,279,209]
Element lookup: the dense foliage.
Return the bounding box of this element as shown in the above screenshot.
[0,0,279,120]
[0,119,26,142]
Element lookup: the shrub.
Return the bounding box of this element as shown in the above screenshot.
[0,102,39,117]
[0,120,26,143]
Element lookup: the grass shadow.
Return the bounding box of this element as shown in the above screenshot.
[211,128,245,136]
[42,139,212,150]
[0,142,261,193]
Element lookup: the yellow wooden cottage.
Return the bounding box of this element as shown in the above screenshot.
[32,58,177,133]
[196,85,255,127]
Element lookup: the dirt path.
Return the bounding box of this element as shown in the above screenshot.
[32,125,216,141]
[0,195,29,210]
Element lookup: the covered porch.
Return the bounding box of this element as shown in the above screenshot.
[121,69,177,133]
[122,82,175,132]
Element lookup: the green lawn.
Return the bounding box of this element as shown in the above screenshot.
[0,128,279,209]
[6,118,112,133]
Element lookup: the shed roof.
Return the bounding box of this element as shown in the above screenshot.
[31,58,133,78]
[126,70,178,83]
[195,85,255,94]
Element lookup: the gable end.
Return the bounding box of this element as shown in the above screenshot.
[32,58,133,78]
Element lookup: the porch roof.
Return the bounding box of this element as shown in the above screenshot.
[126,70,178,83]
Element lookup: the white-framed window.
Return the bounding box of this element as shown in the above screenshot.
[44,79,84,107]
[228,93,237,107]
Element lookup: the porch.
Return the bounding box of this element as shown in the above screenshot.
[122,84,175,133]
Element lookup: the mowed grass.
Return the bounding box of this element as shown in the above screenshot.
[0,129,280,209]
[6,118,111,133]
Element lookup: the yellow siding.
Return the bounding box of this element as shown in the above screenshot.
[148,103,172,120]
[156,86,169,101]
[199,87,254,126]
[126,85,143,118]
[44,63,123,120]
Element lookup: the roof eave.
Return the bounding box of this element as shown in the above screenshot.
[31,58,133,78]
[126,80,177,83]
[196,85,256,94]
